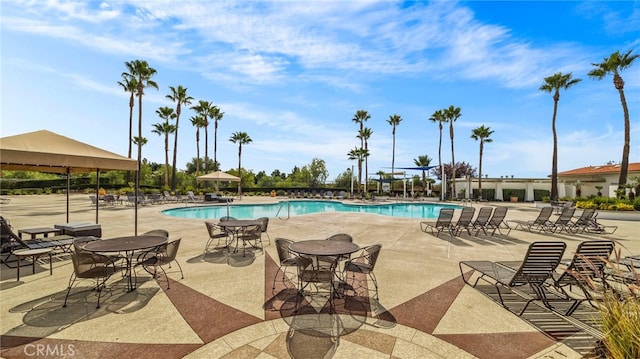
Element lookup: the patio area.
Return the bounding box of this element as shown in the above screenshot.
[1,194,638,359]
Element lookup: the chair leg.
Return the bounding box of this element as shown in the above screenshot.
[63,274,77,308]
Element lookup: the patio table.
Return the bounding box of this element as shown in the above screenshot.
[18,227,62,239]
[218,219,263,252]
[83,235,167,291]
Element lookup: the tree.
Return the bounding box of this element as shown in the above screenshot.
[428,109,447,200]
[540,72,581,201]
[352,110,370,191]
[229,131,252,196]
[153,106,176,187]
[190,114,206,177]
[432,162,476,181]
[588,50,638,189]
[413,154,432,196]
[210,106,225,171]
[470,125,494,199]
[308,158,329,187]
[387,114,402,178]
[358,127,373,192]
[166,85,194,192]
[191,100,213,172]
[444,106,461,199]
[347,146,368,194]
[117,74,138,183]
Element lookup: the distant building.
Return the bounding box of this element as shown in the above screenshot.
[557,162,640,197]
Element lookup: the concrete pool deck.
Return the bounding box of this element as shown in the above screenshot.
[1,194,638,359]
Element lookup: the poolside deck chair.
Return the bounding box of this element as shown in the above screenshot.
[470,207,493,236]
[1,216,73,267]
[459,241,567,316]
[578,211,617,235]
[567,208,596,234]
[420,208,454,237]
[508,207,553,232]
[551,240,615,314]
[483,207,511,236]
[544,206,576,233]
[451,206,476,236]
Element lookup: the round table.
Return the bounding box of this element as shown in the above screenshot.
[289,240,359,257]
[83,235,168,291]
[14,248,53,281]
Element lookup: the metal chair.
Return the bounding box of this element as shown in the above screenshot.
[63,248,125,308]
[236,224,262,257]
[257,217,271,245]
[204,222,230,252]
[137,238,184,289]
[341,244,382,301]
[272,238,304,294]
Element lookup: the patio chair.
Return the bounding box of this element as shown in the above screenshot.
[470,207,494,236]
[341,244,382,301]
[272,238,304,294]
[296,255,335,302]
[575,210,617,235]
[459,241,567,316]
[257,217,271,245]
[551,240,615,314]
[73,236,122,265]
[163,191,177,203]
[137,238,184,289]
[204,221,230,252]
[420,208,454,237]
[508,206,553,232]
[317,233,354,267]
[236,224,263,257]
[543,206,576,233]
[483,207,511,236]
[451,206,476,236]
[63,248,126,308]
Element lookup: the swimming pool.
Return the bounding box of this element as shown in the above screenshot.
[162,200,459,219]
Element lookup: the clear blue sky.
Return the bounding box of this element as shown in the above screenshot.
[2,1,639,182]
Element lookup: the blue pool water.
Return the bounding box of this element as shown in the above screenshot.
[162,200,459,219]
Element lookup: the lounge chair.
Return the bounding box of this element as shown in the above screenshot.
[544,206,576,233]
[420,208,454,237]
[508,207,554,232]
[163,191,178,203]
[335,190,346,199]
[470,207,493,236]
[451,206,476,236]
[459,241,567,315]
[574,210,617,235]
[1,216,73,267]
[483,207,511,236]
[551,240,615,314]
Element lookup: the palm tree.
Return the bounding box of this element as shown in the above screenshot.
[413,155,432,196]
[588,50,638,189]
[387,114,402,191]
[428,109,447,200]
[117,74,138,183]
[444,106,461,199]
[210,106,225,171]
[352,110,370,191]
[229,131,252,197]
[470,125,494,199]
[376,170,385,194]
[358,127,373,193]
[347,147,368,194]
[190,115,206,177]
[190,100,213,172]
[122,59,157,235]
[152,106,176,188]
[540,72,581,201]
[166,85,194,192]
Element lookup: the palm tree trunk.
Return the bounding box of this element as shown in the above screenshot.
[551,96,559,201]
[171,111,180,192]
[438,125,443,201]
[391,130,395,194]
[478,141,483,198]
[127,93,134,184]
[214,121,219,170]
[617,85,630,188]
[237,145,242,197]
[164,135,170,187]
[204,124,209,173]
[450,122,456,199]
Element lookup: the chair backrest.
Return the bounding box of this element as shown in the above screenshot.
[574,208,596,225]
[473,207,494,226]
[534,207,554,225]
[511,241,566,286]
[73,236,99,251]
[360,244,382,271]
[0,216,21,242]
[488,207,508,226]
[557,240,615,285]
[162,238,181,263]
[436,208,455,227]
[326,233,353,242]
[219,216,236,222]
[205,221,225,238]
[241,224,262,240]
[455,207,476,226]
[142,229,169,238]
[275,238,295,264]
[555,207,576,225]
[257,217,269,233]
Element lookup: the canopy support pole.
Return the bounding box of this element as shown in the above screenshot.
[66,168,70,223]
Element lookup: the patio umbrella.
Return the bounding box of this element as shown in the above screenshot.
[197,171,240,192]
[0,130,138,227]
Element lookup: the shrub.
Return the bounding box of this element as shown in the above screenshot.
[634,197,640,211]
